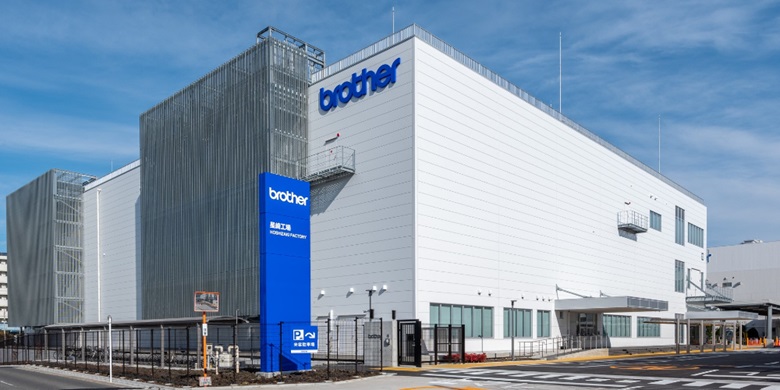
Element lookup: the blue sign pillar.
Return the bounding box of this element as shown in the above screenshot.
[259,173,311,372]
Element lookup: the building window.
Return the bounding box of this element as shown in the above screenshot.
[503,308,531,338]
[431,303,493,338]
[603,315,631,337]
[650,211,662,231]
[537,310,551,338]
[637,317,660,337]
[675,206,685,245]
[675,260,685,293]
[688,223,704,247]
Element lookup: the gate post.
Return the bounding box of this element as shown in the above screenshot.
[447,325,453,363]
[380,320,384,371]
[433,325,438,365]
[414,320,422,367]
[129,326,134,365]
[354,317,358,374]
[81,329,86,370]
[460,324,466,363]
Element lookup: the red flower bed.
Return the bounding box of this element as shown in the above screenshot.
[442,353,487,363]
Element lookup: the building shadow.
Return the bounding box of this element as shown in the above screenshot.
[310,175,352,215]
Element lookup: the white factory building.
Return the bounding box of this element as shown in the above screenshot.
[9,25,710,353]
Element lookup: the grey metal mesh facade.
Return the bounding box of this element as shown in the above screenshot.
[140,35,312,319]
[6,169,94,327]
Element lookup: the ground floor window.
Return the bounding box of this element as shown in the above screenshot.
[603,314,631,337]
[537,310,551,337]
[430,303,493,338]
[503,308,531,338]
[637,316,661,337]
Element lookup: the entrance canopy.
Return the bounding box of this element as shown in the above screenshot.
[685,310,758,321]
[713,301,780,317]
[555,296,668,313]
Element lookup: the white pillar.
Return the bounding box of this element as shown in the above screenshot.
[767,306,774,347]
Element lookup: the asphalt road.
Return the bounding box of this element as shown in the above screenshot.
[397,349,780,389]
[0,366,132,390]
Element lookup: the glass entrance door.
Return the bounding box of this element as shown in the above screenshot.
[577,313,597,336]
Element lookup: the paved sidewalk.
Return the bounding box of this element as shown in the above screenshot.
[15,366,490,390]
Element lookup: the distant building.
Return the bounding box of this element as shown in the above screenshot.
[6,170,96,327]
[708,240,780,338]
[708,240,780,303]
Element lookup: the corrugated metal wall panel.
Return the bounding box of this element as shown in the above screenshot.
[7,169,93,327]
[140,38,309,319]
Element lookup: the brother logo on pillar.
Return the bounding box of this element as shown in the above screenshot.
[319,58,401,111]
[269,187,309,206]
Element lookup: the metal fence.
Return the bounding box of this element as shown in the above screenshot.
[421,324,465,365]
[0,318,384,377]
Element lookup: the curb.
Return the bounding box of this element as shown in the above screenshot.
[17,364,174,389]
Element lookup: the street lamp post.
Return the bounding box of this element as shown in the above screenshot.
[366,288,375,319]
[107,315,113,383]
[510,300,517,360]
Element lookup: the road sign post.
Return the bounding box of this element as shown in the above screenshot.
[195,291,219,386]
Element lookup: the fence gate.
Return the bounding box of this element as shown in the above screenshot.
[397,319,421,367]
[433,325,465,364]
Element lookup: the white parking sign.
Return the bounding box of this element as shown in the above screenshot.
[289,326,318,354]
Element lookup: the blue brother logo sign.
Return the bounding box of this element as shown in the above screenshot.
[319,58,401,111]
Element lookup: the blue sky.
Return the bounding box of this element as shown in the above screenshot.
[1,0,779,251]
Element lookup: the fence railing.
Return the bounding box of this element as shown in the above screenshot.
[517,335,610,359]
[0,318,384,378]
[421,324,465,364]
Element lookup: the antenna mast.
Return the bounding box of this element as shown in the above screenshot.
[559,32,562,113]
[658,115,661,173]
[392,6,395,34]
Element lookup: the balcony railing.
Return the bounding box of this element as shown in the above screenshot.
[617,210,648,233]
[686,285,733,305]
[302,146,356,185]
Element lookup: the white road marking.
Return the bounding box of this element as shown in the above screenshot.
[720,384,750,389]
[508,373,538,378]
[706,374,772,379]
[0,381,14,387]
[649,379,679,385]
[534,374,563,379]
[683,382,713,387]
[422,373,626,388]
[692,369,719,376]
[560,375,591,380]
